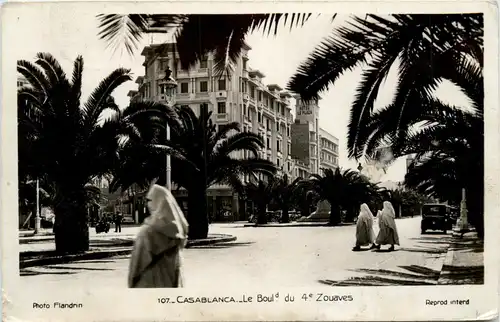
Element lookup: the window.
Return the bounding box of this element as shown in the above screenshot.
[200,81,208,92]
[258,92,262,101]
[217,102,226,114]
[288,162,291,171]
[276,123,280,131]
[277,140,281,152]
[281,106,285,115]
[218,79,226,91]
[200,58,208,69]
[266,119,270,130]
[180,82,189,93]
[243,60,247,70]
[159,84,165,94]
[277,159,281,167]
[287,127,290,136]
[243,105,247,116]
[266,138,270,149]
[258,113,262,123]
[288,143,291,152]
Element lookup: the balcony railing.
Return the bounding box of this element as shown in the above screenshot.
[216,113,228,121]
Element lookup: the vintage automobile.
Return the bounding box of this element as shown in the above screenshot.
[421,203,454,234]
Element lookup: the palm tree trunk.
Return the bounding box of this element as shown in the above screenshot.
[328,203,341,226]
[53,193,89,254]
[281,206,290,223]
[257,204,267,224]
[187,185,209,239]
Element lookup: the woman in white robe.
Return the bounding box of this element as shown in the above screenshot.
[375,201,400,251]
[353,203,376,251]
[128,184,189,288]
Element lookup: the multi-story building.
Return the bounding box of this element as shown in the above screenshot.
[290,96,339,179]
[129,42,295,221]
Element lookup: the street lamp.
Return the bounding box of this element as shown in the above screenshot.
[161,67,177,190]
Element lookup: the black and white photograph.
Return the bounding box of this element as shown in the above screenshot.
[1,2,498,321]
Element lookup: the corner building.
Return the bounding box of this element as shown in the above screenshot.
[130,43,295,221]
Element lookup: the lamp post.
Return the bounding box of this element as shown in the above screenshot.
[162,67,177,190]
[34,179,41,234]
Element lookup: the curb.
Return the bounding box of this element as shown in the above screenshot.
[20,234,237,268]
[20,247,132,269]
[185,234,237,248]
[437,233,484,285]
[243,222,353,228]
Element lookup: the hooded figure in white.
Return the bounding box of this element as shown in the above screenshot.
[128,184,189,288]
[375,201,400,251]
[353,203,376,251]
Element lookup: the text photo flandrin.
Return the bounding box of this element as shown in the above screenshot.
[17,13,483,291]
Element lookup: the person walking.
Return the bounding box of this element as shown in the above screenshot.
[114,211,123,233]
[374,201,400,251]
[128,184,189,288]
[352,203,377,251]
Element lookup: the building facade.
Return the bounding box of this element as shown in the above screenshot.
[290,96,339,179]
[129,43,295,221]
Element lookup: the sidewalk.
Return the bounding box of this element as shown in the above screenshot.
[19,226,237,268]
[437,231,484,285]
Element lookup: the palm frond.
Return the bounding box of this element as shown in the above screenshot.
[83,67,132,127]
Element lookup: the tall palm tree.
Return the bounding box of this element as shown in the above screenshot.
[271,174,302,223]
[17,53,165,253]
[288,14,483,159]
[96,14,319,77]
[113,104,276,238]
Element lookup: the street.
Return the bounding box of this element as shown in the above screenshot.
[20,216,451,288]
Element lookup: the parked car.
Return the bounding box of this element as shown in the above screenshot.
[421,204,454,234]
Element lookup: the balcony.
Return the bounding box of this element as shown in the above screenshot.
[195,92,209,98]
[216,113,229,122]
[242,93,249,102]
[215,90,228,100]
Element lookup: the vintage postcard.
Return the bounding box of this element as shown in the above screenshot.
[1,0,498,321]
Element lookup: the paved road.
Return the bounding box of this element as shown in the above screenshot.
[20,216,452,288]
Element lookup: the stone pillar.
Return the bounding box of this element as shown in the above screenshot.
[459,188,469,231]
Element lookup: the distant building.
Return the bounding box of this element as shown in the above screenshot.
[17,75,29,88]
[290,96,339,179]
[406,155,415,172]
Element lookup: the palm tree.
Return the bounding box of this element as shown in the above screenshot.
[17,53,165,253]
[157,104,276,238]
[242,178,276,225]
[96,14,320,76]
[288,14,483,159]
[309,168,378,225]
[271,174,302,223]
[293,179,317,218]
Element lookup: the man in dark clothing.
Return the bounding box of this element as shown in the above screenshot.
[114,212,123,233]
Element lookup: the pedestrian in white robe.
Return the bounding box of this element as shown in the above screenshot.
[128,184,189,288]
[375,201,400,251]
[352,203,377,251]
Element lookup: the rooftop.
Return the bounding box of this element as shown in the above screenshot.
[248,69,266,78]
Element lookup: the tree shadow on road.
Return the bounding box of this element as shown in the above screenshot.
[318,265,441,286]
[20,269,76,277]
[188,241,255,249]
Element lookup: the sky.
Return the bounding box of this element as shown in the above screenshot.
[9,9,471,184]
